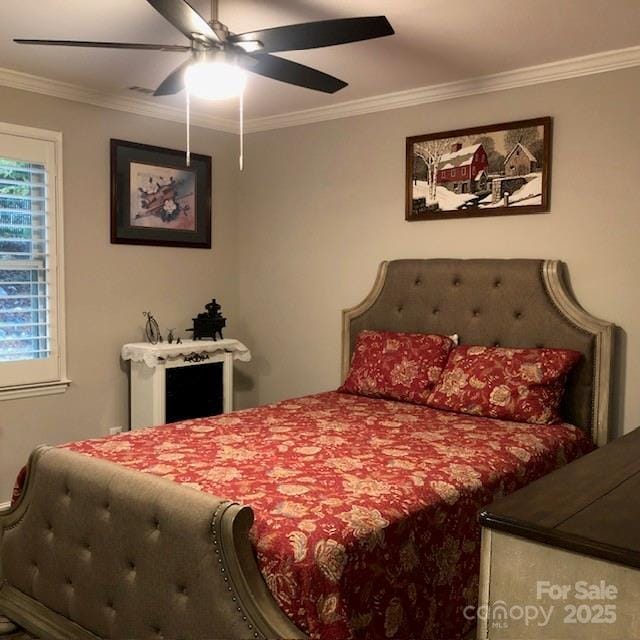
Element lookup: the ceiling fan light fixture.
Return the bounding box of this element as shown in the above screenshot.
[185,60,247,100]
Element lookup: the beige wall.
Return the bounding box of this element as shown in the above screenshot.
[2,65,639,500]
[236,67,640,439]
[0,86,240,500]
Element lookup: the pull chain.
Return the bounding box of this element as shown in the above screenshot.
[239,90,244,171]
[186,88,191,167]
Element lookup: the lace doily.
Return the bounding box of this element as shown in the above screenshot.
[121,339,251,368]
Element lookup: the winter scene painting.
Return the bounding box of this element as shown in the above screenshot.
[130,162,196,231]
[406,117,551,221]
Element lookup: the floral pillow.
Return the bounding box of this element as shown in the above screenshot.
[339,330,455,404]
[427,345,581,424]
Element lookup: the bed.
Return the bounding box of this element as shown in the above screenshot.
[0,259,615,640]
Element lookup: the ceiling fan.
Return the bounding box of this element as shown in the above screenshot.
[14,0,395,99]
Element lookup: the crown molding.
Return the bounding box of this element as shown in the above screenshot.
[0,67,238,134]
[1,44,639,135]
[245,44,640,132]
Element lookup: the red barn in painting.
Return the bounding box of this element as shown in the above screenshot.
[436,143,489,194]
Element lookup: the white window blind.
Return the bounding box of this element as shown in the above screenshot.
[0,124,67,395]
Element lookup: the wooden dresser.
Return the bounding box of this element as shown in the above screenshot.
[477,428,640,639]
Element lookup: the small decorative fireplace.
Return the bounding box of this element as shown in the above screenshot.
[121,339,251,429]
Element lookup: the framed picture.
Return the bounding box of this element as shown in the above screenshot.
[406,117,551,221]
[110,139,212,247]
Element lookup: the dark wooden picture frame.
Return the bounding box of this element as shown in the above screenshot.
[406,117,552,221]
[110,139,212,248]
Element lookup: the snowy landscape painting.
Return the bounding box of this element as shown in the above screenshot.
[405,117,551,221]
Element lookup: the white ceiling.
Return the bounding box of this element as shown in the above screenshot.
[1,0,640,122]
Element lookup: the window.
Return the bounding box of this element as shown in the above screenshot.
[0,123,67,399]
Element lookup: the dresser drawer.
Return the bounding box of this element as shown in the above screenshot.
[478,529,640,639]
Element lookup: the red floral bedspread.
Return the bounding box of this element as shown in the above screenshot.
[21,392,593,639]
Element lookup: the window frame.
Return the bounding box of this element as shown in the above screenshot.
[0,122,69,401]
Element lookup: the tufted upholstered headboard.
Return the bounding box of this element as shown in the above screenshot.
[342,259,615,446]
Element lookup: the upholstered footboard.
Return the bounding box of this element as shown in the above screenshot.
[0,447,306,640]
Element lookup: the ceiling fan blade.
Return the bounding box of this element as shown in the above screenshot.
[238,53,347,94]
[229,16,394,53]
[146,0,220,43]
[14,38,191,52]
[154,59,191,96]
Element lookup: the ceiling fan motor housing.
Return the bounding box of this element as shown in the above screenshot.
[208,20,230,44]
